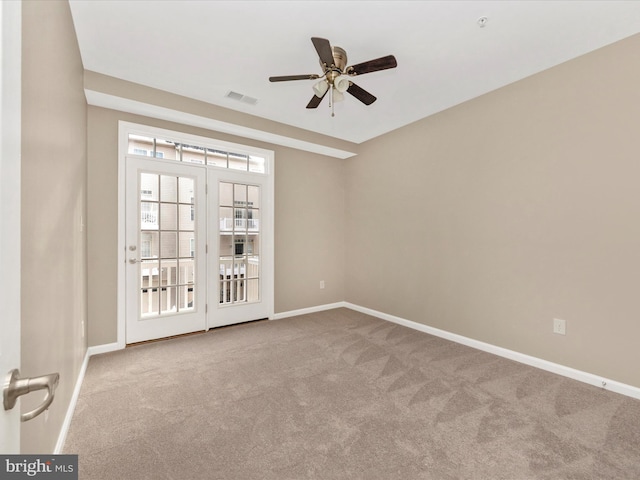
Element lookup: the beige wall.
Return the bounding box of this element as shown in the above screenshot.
[346,34,640,388]
[87,107,346,346]
[21,0,87,452]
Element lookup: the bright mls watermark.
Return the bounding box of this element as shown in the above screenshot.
[1,455,77,479]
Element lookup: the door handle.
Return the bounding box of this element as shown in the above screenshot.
[3,369,60,422]
[129,258,141,264]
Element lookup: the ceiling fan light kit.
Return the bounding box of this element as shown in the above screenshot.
[269,37,397,117]
[312,79,329,98]
[334,75,350,94]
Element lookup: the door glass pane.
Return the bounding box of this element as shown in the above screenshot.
[178,177,194,204]
[229,153,248,171]
[179,261,195,284]
[161,287,177,313]
[219,257,232,278]
[155,138,180,161]
[160,232,177,258]
[248,208,260,232]
[140,261,158,288]
[247,255,259,279]
[246,279,259,302]
[234,208,246,232]
[140,202,158,230]
[235,278,245,302]
[179,285,194,310]
[160,203,177,230]
[219,182,260,306]
[219,207,233,232]
[207,149,228,168]
[141,288,159,316]
[129,135,155,157]
[234,257,246,278]
[179,232,195,258]
[138,171,198,318]
[234,235,247,256]
[219,232,232,257]
[247,185,260,208]
[160,175,177,202]
[234,184,247,205]
[140,232,158,259]
[160,260,177,286]
[248,234,259,255]
[179,204,194,230]
[219,182,233,206]
[182,145,206,165]
[248,156,265,174]
[140,173,159,200]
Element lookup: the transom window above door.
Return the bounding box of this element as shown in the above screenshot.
[128,134,266,173]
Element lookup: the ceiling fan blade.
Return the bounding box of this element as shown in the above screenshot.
[311,37,335,67]
[269,74,320,82]
[347,83,377,105]
[306,91,328,109]
[348,55,397,76]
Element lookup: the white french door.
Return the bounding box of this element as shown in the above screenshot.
[124,146,274,343]
[125,157,207,343]
[208,170,273,328]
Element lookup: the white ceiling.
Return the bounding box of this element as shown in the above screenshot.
[69,1,640,144]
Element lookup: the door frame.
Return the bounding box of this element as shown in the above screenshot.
[117,121,274,348]
[0,0,22,452]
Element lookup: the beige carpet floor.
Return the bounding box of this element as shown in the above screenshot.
[64,308,640,479]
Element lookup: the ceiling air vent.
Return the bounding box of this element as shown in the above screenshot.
[225,91,258,105]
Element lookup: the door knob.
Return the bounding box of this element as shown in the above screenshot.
[129,258,141,264]
[3,369,60,422]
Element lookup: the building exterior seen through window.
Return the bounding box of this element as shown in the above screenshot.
[128,134,266,173]
[138,173,197,316]
[219,182,260,305]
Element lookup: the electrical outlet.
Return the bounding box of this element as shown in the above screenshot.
[553,318,566,335]
[320,280,325,289]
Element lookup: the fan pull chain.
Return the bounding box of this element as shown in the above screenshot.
[330,85,335,117]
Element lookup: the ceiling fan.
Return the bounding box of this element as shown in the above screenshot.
[269,37,397,116]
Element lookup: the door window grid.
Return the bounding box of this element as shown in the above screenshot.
[139,173,196,317]
[219,182,260,305]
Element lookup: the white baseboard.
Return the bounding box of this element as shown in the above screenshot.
[54,342,124,453]
[344,302,640,401]
[271,301,348,320]
[87,342,122,356]
[54,350,90,454]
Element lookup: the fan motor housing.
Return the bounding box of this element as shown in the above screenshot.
[320,46,348,72]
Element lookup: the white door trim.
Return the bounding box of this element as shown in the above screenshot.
[0,0,22,452]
